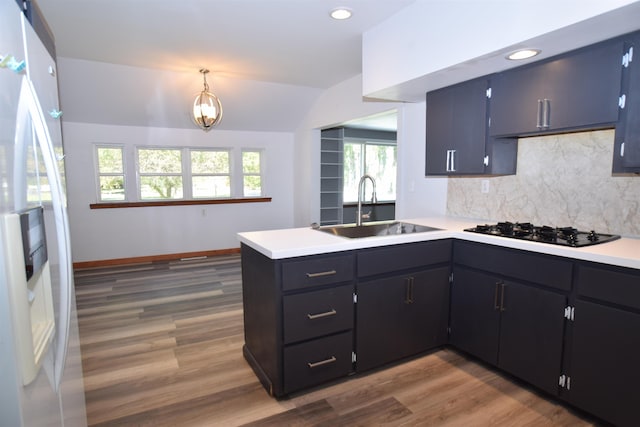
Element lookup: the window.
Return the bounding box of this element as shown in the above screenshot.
[137,148,183,200]
[242,150,263,197]
[96,146,125,201]
[94,144,267,204]
[343,141,396,203]
[191,149,231,198]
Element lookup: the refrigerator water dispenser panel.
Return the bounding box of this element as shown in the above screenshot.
[20,206,48,280]
[1,207,55,385]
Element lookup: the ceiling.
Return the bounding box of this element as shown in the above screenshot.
[35,0,639,133]
[36,0,415,90]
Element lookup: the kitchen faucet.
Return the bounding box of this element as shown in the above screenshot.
[356,174,377,226]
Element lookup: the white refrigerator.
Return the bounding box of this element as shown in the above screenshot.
[0,0,87,425]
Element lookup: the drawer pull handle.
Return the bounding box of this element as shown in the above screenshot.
[494,282,501,310]
[306,270,337,278]
[308,356,337,369]
[307,309,337,320]
[500,283,506,312]
[405,277,414,304]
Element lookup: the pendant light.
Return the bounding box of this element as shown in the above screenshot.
[192,68,223,131]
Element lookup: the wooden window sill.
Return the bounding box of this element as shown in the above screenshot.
[89,197,272,209]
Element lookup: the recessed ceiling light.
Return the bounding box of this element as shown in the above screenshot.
[330,7,352,20]
[506,49,541,60]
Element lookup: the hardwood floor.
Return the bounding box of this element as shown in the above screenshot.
[74,254,599,426]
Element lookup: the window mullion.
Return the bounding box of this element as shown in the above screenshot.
[232,149,241,198]
[183,148,192,199]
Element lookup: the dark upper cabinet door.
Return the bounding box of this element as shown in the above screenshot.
[489,64,544,137]
[614,34,640,172]
[566,301,640,427]
[356,266,450,372]
[497,281,566,396]
[449,266,501,366]
[426,78,490,175]
[490,40,623,137]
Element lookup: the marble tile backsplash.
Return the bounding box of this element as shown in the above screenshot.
[446,129,640,237]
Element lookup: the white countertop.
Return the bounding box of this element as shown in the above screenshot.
[237,216,640,270]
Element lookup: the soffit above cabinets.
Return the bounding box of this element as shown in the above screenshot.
[362,0,640,102]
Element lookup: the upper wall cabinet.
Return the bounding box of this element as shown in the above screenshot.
[613,33,640,173]
[489,39,624,138]
[425,77,517,176]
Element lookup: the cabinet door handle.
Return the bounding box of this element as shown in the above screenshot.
[536,99,543,129]
[305,270,336,278]
[446,150,456,172]
[307,309,337,320]
[494,281,501,310]
[541,99,550,128]
[500,283,506,312]
[307,356,337,369]
[405,277,414,304]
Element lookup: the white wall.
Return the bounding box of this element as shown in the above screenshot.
[64,122,294,263]
[395,101,448,219]
[292,74,448,227]
[292,74,404,227]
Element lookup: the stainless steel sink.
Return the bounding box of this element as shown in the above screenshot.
[317,221,441,239]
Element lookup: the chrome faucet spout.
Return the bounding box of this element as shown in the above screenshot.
[356,174,377,226]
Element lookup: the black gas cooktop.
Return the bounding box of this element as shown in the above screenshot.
[464,222,621,247]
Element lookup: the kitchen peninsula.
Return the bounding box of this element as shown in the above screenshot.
[238,217,640,427]
[239,218,640,425]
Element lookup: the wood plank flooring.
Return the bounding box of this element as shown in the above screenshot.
[74,254,600,426]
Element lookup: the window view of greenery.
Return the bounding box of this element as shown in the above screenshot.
[242,150,262,197]
[138,148,183,199]
[97,146,125,201]
[343,141,396,203]
[191,150,231,198]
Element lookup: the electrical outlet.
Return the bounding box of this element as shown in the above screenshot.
[481,180,490,194]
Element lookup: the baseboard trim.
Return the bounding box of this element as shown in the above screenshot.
[73,247,241,270]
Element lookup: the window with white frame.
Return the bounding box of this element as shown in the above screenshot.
[94,144,265,202]
[242,150,263,197]
[191,149,231,198]
[96,145,125,201]
[343,141,397,203]
[137,148,183,200]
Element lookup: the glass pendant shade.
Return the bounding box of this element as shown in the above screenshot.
[192,69,223,131]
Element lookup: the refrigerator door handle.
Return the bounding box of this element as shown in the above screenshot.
[20,76,72,392]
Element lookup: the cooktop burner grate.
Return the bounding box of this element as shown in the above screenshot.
[464,222,621,247]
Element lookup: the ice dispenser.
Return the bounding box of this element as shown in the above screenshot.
[1,206,55,385]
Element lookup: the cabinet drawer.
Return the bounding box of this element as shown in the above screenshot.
[283,331,353,394]
[282,254,354,291]
[454,241,572,291]
[358,240,451,278]
[576,264,640,311]
[283,285,354,344]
